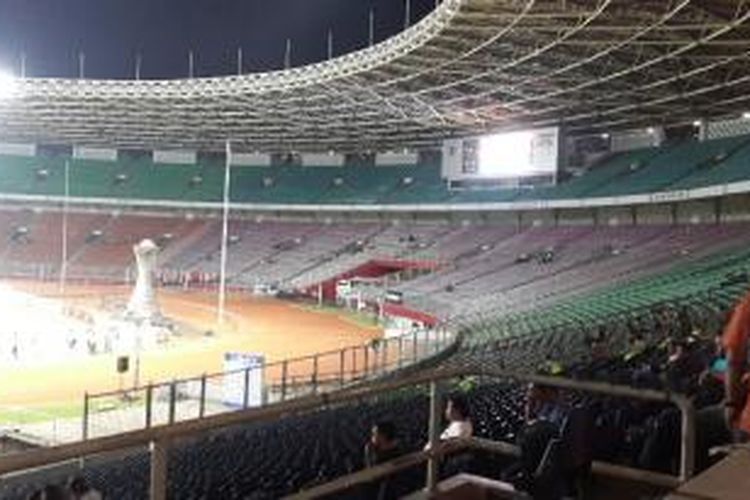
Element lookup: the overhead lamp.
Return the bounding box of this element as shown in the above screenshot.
[743,112,750,120]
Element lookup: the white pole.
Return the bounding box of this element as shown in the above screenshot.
[404,0,411,29]
[237,47,243,75]
[19,52,26,78]
[78,51,85,79]
[218,140,232,324]
[188,50,195,78]
[59,160,70,293]
[135,53,142,80]
[369,9,375,47]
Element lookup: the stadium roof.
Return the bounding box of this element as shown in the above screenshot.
[1,0,750,153]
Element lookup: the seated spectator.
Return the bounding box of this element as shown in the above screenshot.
[439,395,473,442]
[541,354,564,376]
[27,485,69,500]
[588,328,609,362]
[364,421,402,467]
[363,421,406,500]
[665,337,710,394]
[424,395,473,452]
[708,330,728,383]
[623,333,647,362]
[504,410,561,491]
[524,383,567,426]
[68,477,102,500]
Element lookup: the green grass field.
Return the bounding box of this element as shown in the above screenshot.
[294,303,380,330]
[0,403,82,425]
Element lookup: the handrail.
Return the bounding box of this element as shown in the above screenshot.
[81,326,455,441]
[0,365,695,491]
[284,436,682,499]
[88,324,452,398]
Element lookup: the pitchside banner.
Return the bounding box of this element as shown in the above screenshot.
[223,352,265,408]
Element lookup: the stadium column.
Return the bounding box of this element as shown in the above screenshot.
[426,380,442,492]
[677,396,697,480]
[150,439,169,500]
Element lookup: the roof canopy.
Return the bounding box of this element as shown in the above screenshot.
[1,0,749,152]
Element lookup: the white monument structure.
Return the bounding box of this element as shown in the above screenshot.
[126,239,161,322]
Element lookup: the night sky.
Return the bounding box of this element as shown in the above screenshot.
[0,0,436,80]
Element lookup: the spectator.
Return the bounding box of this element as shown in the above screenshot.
[704,330,728,383]
[68,477,102,500]
[505,384,566,491]
[623,333,647,362]
[588,328,609,362]
[541,354,564,376]
[722,288,750,442]
[439,395,473,442]
[28,485,70,500]
[363,421,404,500]
[524,383,566,426]
[423,395,473,452]
[364,421,402,467]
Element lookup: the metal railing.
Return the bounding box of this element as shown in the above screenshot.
[82,326,456,440]
[0,366,696,500]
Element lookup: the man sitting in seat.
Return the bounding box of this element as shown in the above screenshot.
[363,421,405,500]
[365,421,402,467]
[525,383,567,426]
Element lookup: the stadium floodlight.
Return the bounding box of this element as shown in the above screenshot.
[693,120,702,127]
[743,112,750,120]
[0,71,18,99]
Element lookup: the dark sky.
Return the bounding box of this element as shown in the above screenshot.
[0,0,436,79]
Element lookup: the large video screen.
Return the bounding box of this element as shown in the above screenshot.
[475,127,559,178]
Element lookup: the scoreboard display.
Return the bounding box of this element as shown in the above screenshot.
[443,127,559,181]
